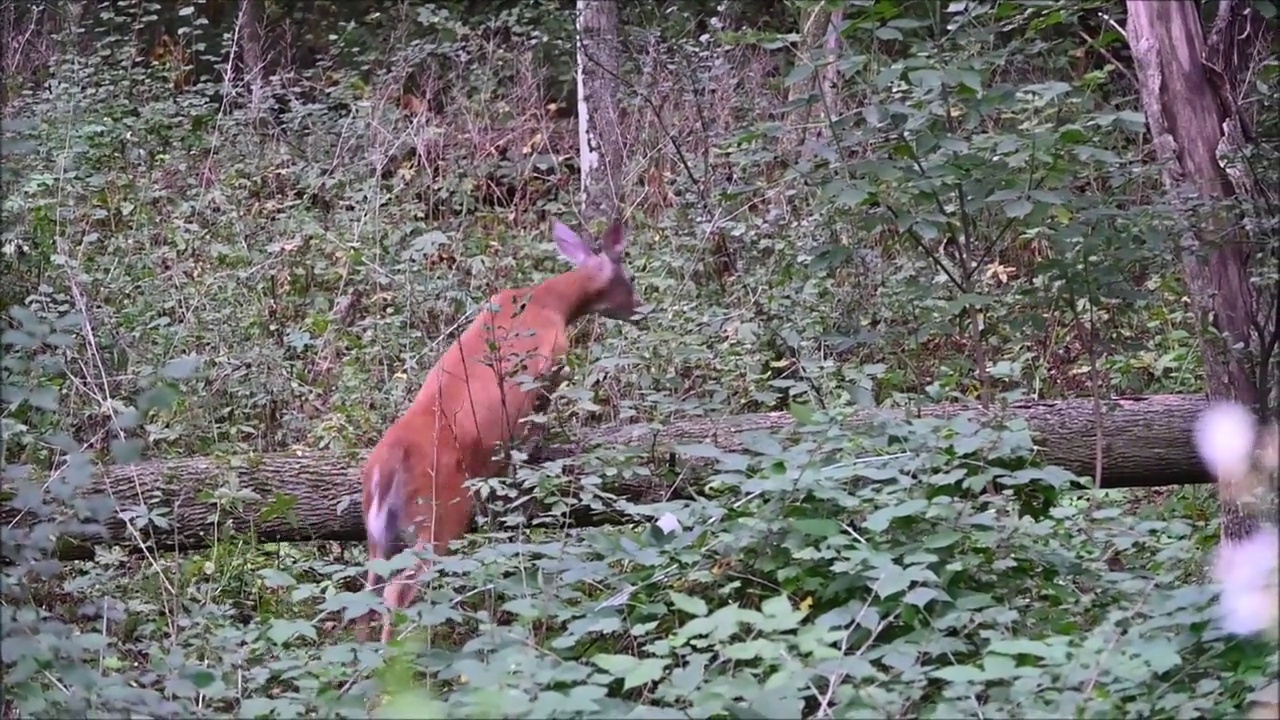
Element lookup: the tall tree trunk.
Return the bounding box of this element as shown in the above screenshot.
[1125,0,1275,542]
[575,0,624,226]
[234,0,267,117]
[785,3,844,157]
[1201,0,1278,419]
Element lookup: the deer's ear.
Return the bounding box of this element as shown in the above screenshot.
[552,219,593,266]
[599,221,627,259]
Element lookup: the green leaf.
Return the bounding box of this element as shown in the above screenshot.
[188,669,218,689]
[373,689,449,719]
[982,653,1018,676]
[592,654,667,690]
[622,658,668,690]
[0,329,34,347]
[907,69,943,89]
[725,706,771,720]
[759,594,804,631]
[987,638,1064,661]
[137,385,177,414]
[864,498,928,532]
[676,443,725,459]
[264,618,317,645]
[739,432,783,456]
[1002,198,1034,218]
[836,185,868,207]
[109,438,143,464]
[903,587,938,607]
[25,386,59,410]
[9,306,40,331]
[788,401,816,425]
[986,188,1022,202]
[933,664,987,683]
[258,568,297,588]
[913,221,941,240]
[871,565,913,598]
[160,355,204,380]
[791,517,842,537]
[723,639,783,660]
[669,592,708,617]
[957,69,982,90]
[784,62,815,87]
[591,653,638,676]
[874,65,903,88]
[923,530,963,548]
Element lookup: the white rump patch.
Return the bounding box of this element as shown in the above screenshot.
[367,465,393,556]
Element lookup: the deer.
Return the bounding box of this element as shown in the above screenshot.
[356,218,642,644]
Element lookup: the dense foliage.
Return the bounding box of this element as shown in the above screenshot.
[2,0,1276,717]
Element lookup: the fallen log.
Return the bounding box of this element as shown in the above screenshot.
[4,394,1214,561]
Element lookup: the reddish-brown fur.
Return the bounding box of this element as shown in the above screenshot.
[356,219,641,643]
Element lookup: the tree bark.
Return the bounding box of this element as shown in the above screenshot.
[233,0,267,117]
[575,0,624,226]
[1125,0,1274,542]
[5,394,1222,561]
[786,3,844,156]
[1201,0,1278,420]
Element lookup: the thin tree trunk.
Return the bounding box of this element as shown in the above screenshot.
[575,0,623,226]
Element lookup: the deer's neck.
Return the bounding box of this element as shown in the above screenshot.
[520,269,593,326]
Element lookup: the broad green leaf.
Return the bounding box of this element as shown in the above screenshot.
[783,62,815,87]
[723,638,783,660]
[987,638,1065,661]
[864,498,928,532]
[264,618,317,645]
[836,186,868,207]
[903,587,938,607]
[669,592,708,617]
[623,658,669,690]
[160,355,204,380]
[258,568,297,589]
[982,653,1018,676]
[874,65,903,88]
[933,664,987,683]
[788,401,816,425]
[759,594,806,631]
[25,386,58,410]
[188,669,218,689]
[872,566,913,598]
[923,530,963,548]
[591,653,638,676]
[907,69,943,89]
[791,518,842,537]
[373,689,448,719]
[1002,198,1034,218]
[957,69,982,90]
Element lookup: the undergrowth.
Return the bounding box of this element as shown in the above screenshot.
[2,0,1275,717]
